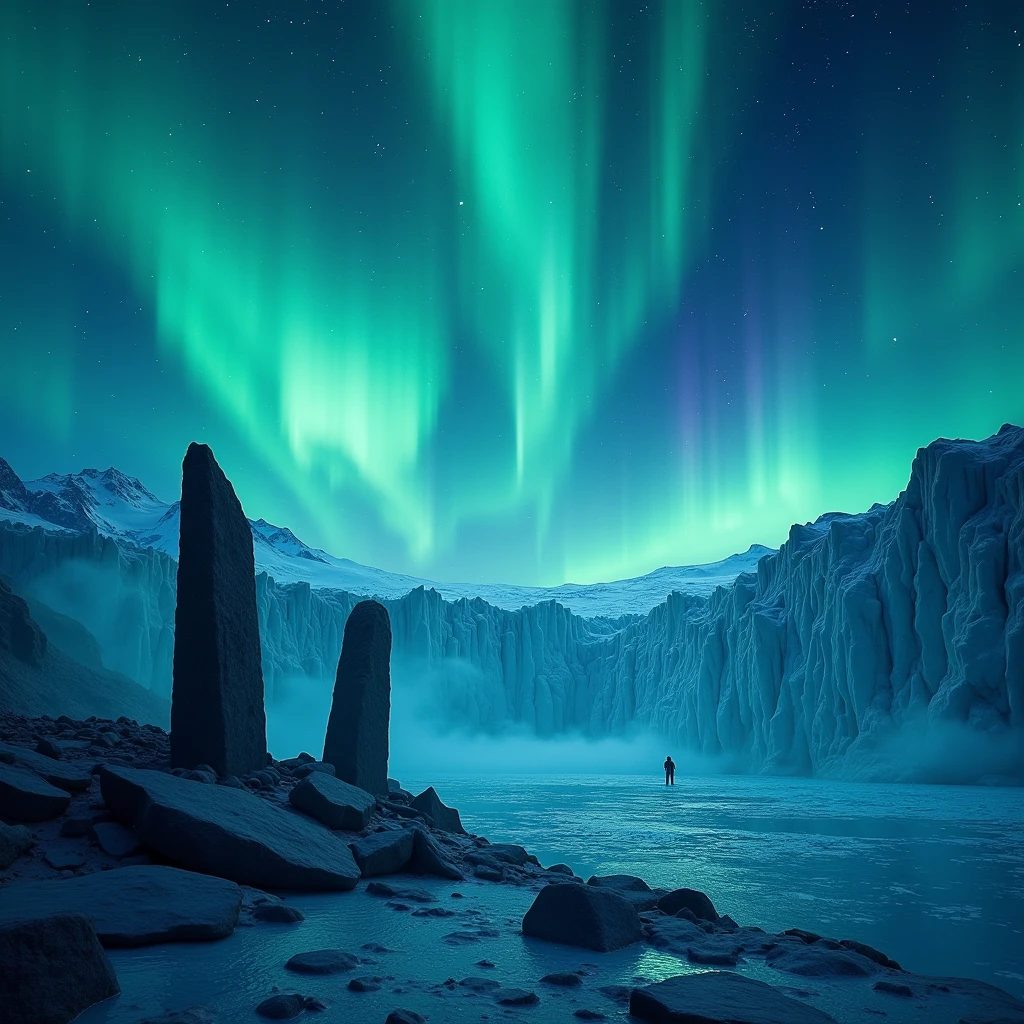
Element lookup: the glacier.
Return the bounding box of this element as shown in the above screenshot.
[0,425,1022,781]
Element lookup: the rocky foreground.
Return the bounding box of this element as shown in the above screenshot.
[2,711,1024,1024]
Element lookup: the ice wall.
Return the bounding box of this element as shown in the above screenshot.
[1,426,1021,778]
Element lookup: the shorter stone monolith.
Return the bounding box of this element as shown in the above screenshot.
[170,442,267,776]
[322,600,391,795]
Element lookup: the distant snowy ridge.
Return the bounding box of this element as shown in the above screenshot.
[0,457,768,617]
[1,426,1021,782]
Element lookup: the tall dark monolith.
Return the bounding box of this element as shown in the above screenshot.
[323,600,391,795]
[170,442,267,776]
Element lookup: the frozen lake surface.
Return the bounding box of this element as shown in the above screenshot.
[402,772,1024,997]
[75,772,1024,1024]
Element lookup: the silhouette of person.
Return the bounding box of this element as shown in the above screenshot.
[664,755,675,786]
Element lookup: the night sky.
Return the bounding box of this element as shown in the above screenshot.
[1,2,1021,585]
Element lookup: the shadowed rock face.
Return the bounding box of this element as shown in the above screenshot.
[0,576,46,667]
[170,443,266,777]
[323,600,391,795]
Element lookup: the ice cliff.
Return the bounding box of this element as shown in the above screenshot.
[1,425,1021,778]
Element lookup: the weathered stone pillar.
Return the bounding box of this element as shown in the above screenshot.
[323,600,391,794]
[170,442,267,775]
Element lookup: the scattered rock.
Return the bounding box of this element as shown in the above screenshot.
[100,765,361,890]
[291,762,335,781]
[495,988,540,1006]
[0,912,119,1024]
[323,600,391,796]
[460,976,501,992]
[0,821,33,869]
[349,828,414,877]
[170,442,267,778]
[474,842,536,866]
[408,825,463,880]
[540,972,583,987]
[285,950,359,975]
[574,1010,606,1020]
[92,821,143,858]
[873,980,913,997]
[475,959,496,969]
[656,886,719,922]
[766,944,879,977]
[253,903,305,923]
[474,863,504,882]
[0,762,72,821]
[348,976,384,992]
[35,738,62,760]
[840,938,902,970]
[385,1012,424,1024]
[522,881,642,952]
[362,942,393,953]
[254,994,305,1020]
[288,773,375,831]
[547,863,574,875]
[0,865,243,946]
[42,849,86,871]
[411,786,466,834]
[411,906,455,917]
[630,971,839,1024]
[365,881,436,902]
[598,985,632,1005]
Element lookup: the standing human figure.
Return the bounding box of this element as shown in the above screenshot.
[664,755,676,786]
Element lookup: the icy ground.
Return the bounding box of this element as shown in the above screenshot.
[72,774,1024,1024]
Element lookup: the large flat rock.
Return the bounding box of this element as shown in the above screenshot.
[0,865,242,947]
[350,827,414,876]
[0,762,72,821]
[0,912,119,1024]
[171,442,267,777]
[0,740,92,792]
[288,772,375,831]
[100,765,361,890]
[629,971,838,1024]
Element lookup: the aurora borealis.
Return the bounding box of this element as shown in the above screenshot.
[1,3,1021,586]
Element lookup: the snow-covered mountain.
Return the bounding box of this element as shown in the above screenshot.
[0,458,769,617]
[1,426,1021,784]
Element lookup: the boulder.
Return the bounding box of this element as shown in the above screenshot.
[92,821,143,858]
[285,949,359,975]
[540,972,583,987]
[291,761,335,780]
[0,762,71,821]
[0,912,119,1024]
[323,600,391,795]
[839,938,902,970]
[255,994,304,1019]
[629,971,838,1023]
[0,865,242,946]
[656,887,719,922]
[0,741,91,792]
[170,442,267,777]
[0,821,33,868]
[134,1008,216,1024]
[253,903,305,923]
[288,773,375,831]
[35,738,62,760]
[100,765,360,890]
[408,826,464,880]
[411,787,466,834]
[494,988,540,1005]
[765,943,879,977]
[349,828,414,876]
[386,1011,425,1024]
[522,882,641,952]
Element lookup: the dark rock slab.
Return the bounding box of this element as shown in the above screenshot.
[0,762,71,821]
[170,442,267,778]
[100,765,360,890]
[35,738,62,760]
[656,886,719,922]
[348,976,384,992]
[288,772,375,831]
[0,912,119,1024]
[0,865,242,946]
[291,761,335,780]
[0,820,33,868]
[588,874,663,911]
[766,943,879,977]
[385,1012,424,1024]
[323,600,392,795]
[350,827,414,876]
[285,949,359,974]
[547,863,575,875]
[495,988,540,1005]
[253,903,305,923]
[92,821,143,858]
[134,1007,216,1024]
[365,881,436,902]
[411,787,466,834]
[522,882,641,952]
[541,972,583,987]
[839,937,902,970]
[43,848,86,871]
[255,993,304,1019]
[476,842,537,866]
[408,825,464,880]
[629,971,838,1023]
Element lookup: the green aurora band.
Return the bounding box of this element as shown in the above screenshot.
[0,2,1021,585]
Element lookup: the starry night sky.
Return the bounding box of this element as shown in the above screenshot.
[1,2,1021,585]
